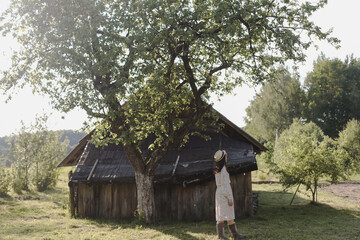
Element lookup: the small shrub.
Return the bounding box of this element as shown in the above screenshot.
[10,164,29,193]
[132,209,146,225]
[0,168,10,197]
[34,167,60,192]
[11,178,24,194]
[259,173,267,181]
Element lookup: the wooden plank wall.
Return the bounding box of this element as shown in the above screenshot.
[154,172,252,221]
[231,172,253,217]
[72,172,252,220]
[76,182,137,219]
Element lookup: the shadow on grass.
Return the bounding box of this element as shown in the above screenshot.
[85,188,360,239]
[0,193,16,206]
[3,183,359,240]
[0,185,68,212]
[86,217,215,240]
[246,188,360,239]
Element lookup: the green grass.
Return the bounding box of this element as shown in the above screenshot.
[349,174,360,181]
[0,168,359,240]
[251,184,360,240]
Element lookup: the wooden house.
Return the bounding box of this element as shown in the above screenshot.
[58,110,267,221]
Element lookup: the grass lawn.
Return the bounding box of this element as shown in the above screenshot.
[0,168,359,240]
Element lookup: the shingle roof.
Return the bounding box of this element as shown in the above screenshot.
[70,131,258,184]
[60,109,266,184]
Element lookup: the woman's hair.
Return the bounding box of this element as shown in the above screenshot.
[214,157,227,174]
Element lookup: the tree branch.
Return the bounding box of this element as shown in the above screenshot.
[80,102,107,119]
[124,144,146,174]
[165,41,177,81]
[198,61,232,96]
[175,79,187,90]
[181,43,200,105]
[146,104,211,175]
[209,62,232,76]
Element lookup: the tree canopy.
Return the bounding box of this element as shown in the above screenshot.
[304,55,360,137]
[244,67,304,143]
[0,0,337,222]
[1,0,337,140]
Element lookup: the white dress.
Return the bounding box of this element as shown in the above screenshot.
[215,166,235,221]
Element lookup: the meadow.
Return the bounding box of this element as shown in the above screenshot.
[0,168,359,240]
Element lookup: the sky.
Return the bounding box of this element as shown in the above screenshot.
[1,0,360,137]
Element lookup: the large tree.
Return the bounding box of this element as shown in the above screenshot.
[304,55,360,137]
[244,67,305,143]
[0,0,337,222]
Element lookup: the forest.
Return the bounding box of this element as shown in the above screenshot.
[244,55,360,202]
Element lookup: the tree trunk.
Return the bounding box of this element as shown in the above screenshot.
[120,105,209,223]
[134,171,156,223]
[290,183,301,205]
[312,178,318,203]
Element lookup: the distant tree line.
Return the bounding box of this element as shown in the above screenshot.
[245,55,360,203]
[0,129,86,168]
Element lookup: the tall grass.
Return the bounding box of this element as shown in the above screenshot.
[0,168,359,240]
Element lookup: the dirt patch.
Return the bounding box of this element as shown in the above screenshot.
[320,181,360,202]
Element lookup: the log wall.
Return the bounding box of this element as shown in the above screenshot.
[70,172,253,220]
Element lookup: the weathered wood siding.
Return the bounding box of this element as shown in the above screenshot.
[70,172,252,220]
[75,182,137,219]
[155,172,253,221]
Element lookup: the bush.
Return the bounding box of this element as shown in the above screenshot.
[10,162,30,193]
[35,165,60,192]
[31,130,68,192]
[0,168,10,197]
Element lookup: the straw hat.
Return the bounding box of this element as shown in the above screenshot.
[214,150,226,162]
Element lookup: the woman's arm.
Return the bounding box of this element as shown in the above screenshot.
[222,171,234,206]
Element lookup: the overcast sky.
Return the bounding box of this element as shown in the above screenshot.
[1,0,360,137]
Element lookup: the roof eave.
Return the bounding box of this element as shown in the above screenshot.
[57,130,94,167]
[212,109,268,152]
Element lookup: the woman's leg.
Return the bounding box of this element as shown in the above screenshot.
[227,220,246,239]
[227,219,234,225]
[216,221,228,239]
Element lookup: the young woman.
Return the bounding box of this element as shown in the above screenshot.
[214,150,246,239]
